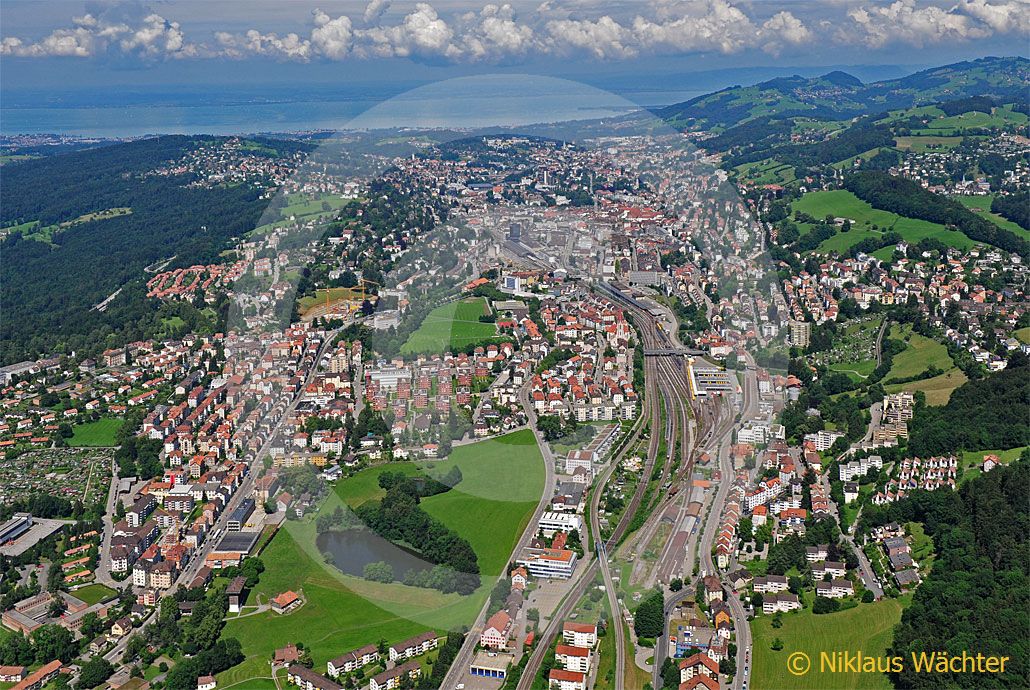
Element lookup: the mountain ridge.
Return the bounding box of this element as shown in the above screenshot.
[659,55,1030,129]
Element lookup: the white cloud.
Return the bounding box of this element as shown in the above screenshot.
[841,0,990,48]
[312,9,354,59]
[544,16,636,59]
[759,11,812,56]
[456,4,535,61]
[363,0,393,25]
[216,29,313,60]
[1,10,199,58]
[958,0,1030,34]
[1,0,1024,63]
[355,3,458,58]
[631,0,758,55]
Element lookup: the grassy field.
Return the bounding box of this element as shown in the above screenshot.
[750,597,907,690]
[219,431,544,687]
[893,136,964,152]
[734,158,796,185]
[792,190,973,255]
[951,194,1030,241]
[400,297,497,354]
[68,417,123,447]
[9,207,133,245]
[885,370,967,406]
[281,193,353,219]
[828,360,878,382]
[906,522,935,577]
[911,106,1027,135]
[881,325,965,405]
[71,583,117,605]
[885,327,953,380]
[1015,327,1030,345]
[958,446,1027,483]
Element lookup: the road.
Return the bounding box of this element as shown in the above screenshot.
[103,325,340,666]
[94,457,121,587]
[438,375,559,690]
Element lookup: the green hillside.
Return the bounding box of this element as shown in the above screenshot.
[660,56,1029,131]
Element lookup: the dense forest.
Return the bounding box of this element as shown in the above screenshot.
[845,171,1030,257]
[907,353,1029,456]
[0,136,309,364]
[727,119,895,169]
[862,459,1029,688]
[991,191,1030,231]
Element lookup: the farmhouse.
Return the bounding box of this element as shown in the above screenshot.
[270,590,301,614]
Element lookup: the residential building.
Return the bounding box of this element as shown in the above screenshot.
[327,644,379,678]
[286,665,342,690]
[561,622,597,649]
[555,645,591,673]
[388,632,438,661]
[369,660,420,690]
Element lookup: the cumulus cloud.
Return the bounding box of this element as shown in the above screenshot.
[631,0,758,55]
[215,29,312,60]
[363,0,392,25]
[841,0,990,48]
[456,4,535,61]
[312,9,354,59]
[759,11,812,56]
[0,10,200,58]
[958,0,1030,34]
[1,0,1024,63]
[544,16,636,59]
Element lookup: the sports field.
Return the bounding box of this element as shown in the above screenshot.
[68,417,123,447]
[792,190,974,255]
[218,430,544,687]
[750,597,907,690]
[400,297,497,354]
[71,582,117,605]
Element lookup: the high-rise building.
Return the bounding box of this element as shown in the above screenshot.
[789,320,811,348]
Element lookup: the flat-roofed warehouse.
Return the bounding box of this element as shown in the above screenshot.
[470,651,513,680]
[215,530,260,555]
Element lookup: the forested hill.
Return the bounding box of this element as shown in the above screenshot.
[907,353,1030,456]
[0,135,307,364]
[659,56,1029,130]
[863,457,1029,689]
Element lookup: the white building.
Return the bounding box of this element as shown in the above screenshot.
[538,512,583,538]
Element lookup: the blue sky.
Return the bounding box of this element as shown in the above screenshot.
[1,0,1027,92]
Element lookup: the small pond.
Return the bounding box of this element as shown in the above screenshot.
[316,528,434,579]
